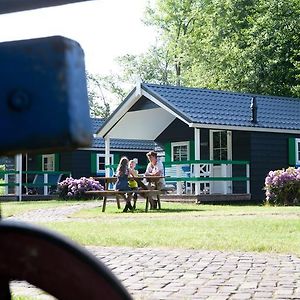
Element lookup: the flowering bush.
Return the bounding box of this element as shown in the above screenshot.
[264,167,300,206]
[58,177,103,199]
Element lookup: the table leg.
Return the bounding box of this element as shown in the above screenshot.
[157,194,161,209]
[145,197,149,212]
[102,196,107,212]
[116,194,121,209]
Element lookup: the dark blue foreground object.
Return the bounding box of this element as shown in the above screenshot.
[0,35,92,155]
[0,221,132,300]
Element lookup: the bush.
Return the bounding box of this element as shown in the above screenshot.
[58,177,103,199]
[264,167,300,205]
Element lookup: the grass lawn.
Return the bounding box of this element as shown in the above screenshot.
[34,201,300,256]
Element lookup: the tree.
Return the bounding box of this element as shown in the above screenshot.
[184,0,300,97]
[144,0,300,97]
[86,72,111,118]
[144,0,201,85]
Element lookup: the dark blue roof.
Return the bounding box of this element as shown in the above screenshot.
[142,83,300,130]
[91,118,105,134]
[90,118,154,150]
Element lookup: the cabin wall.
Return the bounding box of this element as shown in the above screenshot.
[249,132,299,201]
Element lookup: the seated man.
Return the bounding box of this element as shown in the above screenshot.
[144,151,165,208]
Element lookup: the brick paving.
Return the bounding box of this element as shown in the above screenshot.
[7,203,300,299]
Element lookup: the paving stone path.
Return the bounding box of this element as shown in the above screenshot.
[7,203,300,299]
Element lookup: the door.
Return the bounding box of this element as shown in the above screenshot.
[209,130,232,194]
[171,142,190,194]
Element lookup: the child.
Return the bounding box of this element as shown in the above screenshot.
[128,159,138,209]
[115,156,134,212]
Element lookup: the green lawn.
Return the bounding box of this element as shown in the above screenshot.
[2,200,300,255]
[35,202,300,255]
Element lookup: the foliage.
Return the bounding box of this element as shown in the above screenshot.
[86,72,111,118]
[103,0,300,100]
[264,167,300,206]
[57,177,103,199]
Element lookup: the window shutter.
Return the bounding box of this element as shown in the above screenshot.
[54,153,60,171]
[288,138,296,166]
[164,142,171,162]
[114,153,119,166]
[37,154,42,170]
[91,153,97,173]
[189,140,195,161]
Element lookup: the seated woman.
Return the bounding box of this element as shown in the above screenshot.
[115,156,135,212]
[128,159,139,209]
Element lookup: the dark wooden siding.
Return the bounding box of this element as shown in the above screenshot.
[156,119,194,142]
[232,131,251,194]
[249,132,299,201]
[60,150,150,178]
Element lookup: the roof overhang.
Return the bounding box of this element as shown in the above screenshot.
[190,123,300,134]
[98,82,300,140]
[97,83,188,140]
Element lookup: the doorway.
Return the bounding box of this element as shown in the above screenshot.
[209,130,232,194]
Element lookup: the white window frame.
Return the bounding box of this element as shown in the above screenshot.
[42,154,55,171]
[96,153,113,175]
[209,130,232,161]
[296,138,300,165]
[171,141,190,162]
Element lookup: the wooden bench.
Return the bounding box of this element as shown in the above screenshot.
[85,190,161,212]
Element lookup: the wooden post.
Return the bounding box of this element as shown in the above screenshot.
[44,173,48,195]
[15,154,22,201]
[104,136,110,177]
[246,164,250,194]
[194,128,201,195]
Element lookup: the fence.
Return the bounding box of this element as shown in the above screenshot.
[0,171,71,199]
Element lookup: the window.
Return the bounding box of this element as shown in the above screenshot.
[212,131,228,161]
[296,138,300,165]
[96,154,113,175]
[42,154,55,171]
[171,142,189,162]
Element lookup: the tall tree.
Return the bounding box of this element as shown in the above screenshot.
[86,72,111,118]
[144,0,300,97]
[185,0,300,97]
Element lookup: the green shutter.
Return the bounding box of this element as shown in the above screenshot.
[37,155,42,170]
[114,153,120,166]
[189,140,195,160]
[288,138,296,166]
[164,142,171,162]
[91,153,97,173]
[54,153,60,171]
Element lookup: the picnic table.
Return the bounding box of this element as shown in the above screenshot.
[87,176,165,212]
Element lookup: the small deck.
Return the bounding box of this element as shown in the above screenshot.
[161,193,251,204]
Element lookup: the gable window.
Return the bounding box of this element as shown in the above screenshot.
[42,154,55,171]
[171,142,189,162]
[296,139,300,165]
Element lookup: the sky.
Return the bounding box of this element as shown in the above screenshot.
[0,0,157,75]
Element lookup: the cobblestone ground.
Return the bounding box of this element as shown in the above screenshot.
[8,204,300,300]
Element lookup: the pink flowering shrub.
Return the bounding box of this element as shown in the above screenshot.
[58,177,103,199]
[264,167,300,205]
